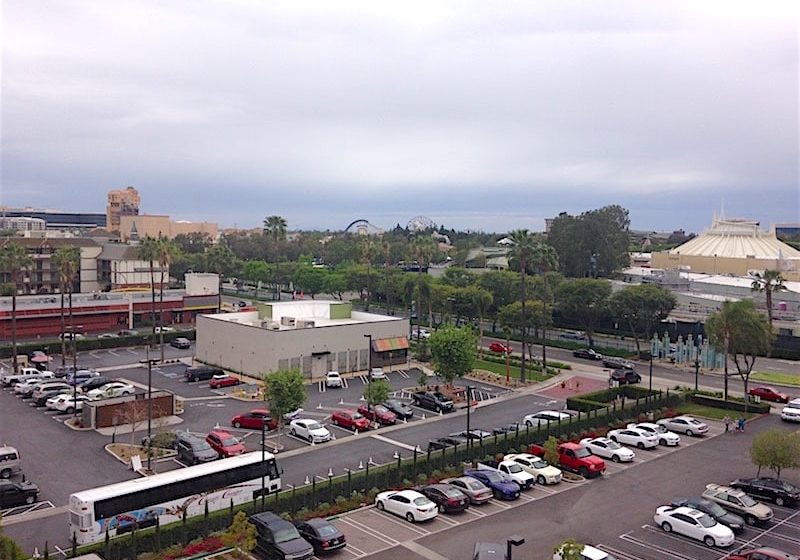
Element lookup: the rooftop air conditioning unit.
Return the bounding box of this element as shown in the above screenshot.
[296,319,315,328]
[262,321,280,330]
[280,316,296,327]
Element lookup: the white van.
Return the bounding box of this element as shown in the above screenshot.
[0,446,22,479]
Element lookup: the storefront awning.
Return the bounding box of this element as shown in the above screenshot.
[372,336,410,352]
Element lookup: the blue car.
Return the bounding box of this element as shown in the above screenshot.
[463,469,520,500]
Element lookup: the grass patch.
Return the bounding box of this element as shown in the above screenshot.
[750,371,800,387]
[675,402,759,421]
[474,359,551,382]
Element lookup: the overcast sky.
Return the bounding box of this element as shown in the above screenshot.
[2,1,798,234]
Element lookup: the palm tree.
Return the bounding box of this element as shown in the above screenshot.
[470,287,493,356]
[263,215,287,300]
[507,229,535,383]
[750,270,787,326]
[529,239,559,372]
[382,239,391,313]
[361,237,377,311]
[157,238,180,361]
[412,236,437,328]
[52,247,81,368]
[0,243,33,373]
[138,236,161,346]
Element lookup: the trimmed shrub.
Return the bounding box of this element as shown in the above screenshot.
[689,394,771,414]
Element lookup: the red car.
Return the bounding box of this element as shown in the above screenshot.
[357,404,397,426]
[488,342,511,354]
[231,409,279,431]
[209,374,241,389]
[727,548,798,560]
[330,409,371,431]
[206,429,246,457]
[748,386,790,403]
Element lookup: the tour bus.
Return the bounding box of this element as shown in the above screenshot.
[68,452,280,544]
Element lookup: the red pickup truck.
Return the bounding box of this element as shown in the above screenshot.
[529,441,606,478]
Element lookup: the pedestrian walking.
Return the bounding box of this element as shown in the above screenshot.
[737,417,746,432]
[723,415,731,433]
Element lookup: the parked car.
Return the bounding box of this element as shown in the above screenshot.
[626,422,681,446]
[47,394,91,413]
[522,410,572,428]
[554,544,615,560]
[463,469,520,500]
[31,382,71,402]
[292,518,346,554]
[476,460,535,490]
[504,453,562,485]
[289,419,332,443]
[670,497,745,533]
[250,511,314,560]
[420,483,470,513]
[653,505,734,547]
[357,404,397,426]
[324,371,343,388]
[781,398,800,422]
[86,382,135,400]
[97,333,119,339]
[375,489,438,522]
[602,356,635,369]
[65,370,100,386]
[580,437,636,462]
[0,446,21,479]
[54,365,86,378]
[727,548,800,560]
[702,483,774,525]
[730,477,800,507]
[411,326,431,339]
[560,330,586,340]
[450,429,493,441]
[154,326,175,333]
[231,409,279,431]
[13,378,49,397]
[610,369,641,385]
[60,332,84,340]
[33,387,71,407]
[330,409,370,431]
[368,367,387,380]
[209,374,241,389]
[428,436,469,451]
[77,376,114,394]
[488,342,511,354]
[493,423,522,436]
[383,399,413,420]
[657,416,709,436]
[412,391,454,413]
[185,366,223,382]
[748,386,790,403]
[2,368,54,387]
[206,429,246,458]
[529,442,606,478]
[0,479,40,508]
[607,428,658,450]
[572,348,603,360]
[117,329,139,336]
[176,432,218,465]
[440,476,493,505]
[170,337,192,349]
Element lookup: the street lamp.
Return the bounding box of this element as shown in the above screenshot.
[140,348,159,471]
[648,351,653,392]
[68,324,83,422]
[694,335,701,391]
[260,419,266,511]
[465,385,475,449]
[363,334,372,414]
[506,536,525,560]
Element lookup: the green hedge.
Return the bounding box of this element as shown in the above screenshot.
[566,385,661,411]
[0,330,196,359]
[689,394,771,414]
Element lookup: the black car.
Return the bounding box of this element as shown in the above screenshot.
[610,369,641,384]
[428,436,469,451]
[450,429,492,441]
[731,477,800,507]
[572,348,603,361]
[293,518,346,554]
[0,479,40,508]
[77,375,113,393]
[250,511,314,560]
[383,399,414,420]
[420,483,470,513]
[492,423,521,436]
[671,497,746,533]
[603,356,635,369]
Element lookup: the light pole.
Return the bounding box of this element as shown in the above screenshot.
[465,385,475,449]
[260,419,266,511]
[68,324,83,422]
[694,335,700,391]
[648,351,653,392]
[364,334,372,414]
[140,348,159,471]
[506,536,525,560]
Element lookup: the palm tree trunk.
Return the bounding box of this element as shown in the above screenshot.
[11,271,18,373]
[159,268,165,363]
[149,260,157,346]
[60,290,66,368]
[519,266,526,384]
[541,325,547,374]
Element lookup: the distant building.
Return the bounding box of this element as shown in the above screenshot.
[106,187,140,232]
[119,215,218,241]
[0,216,46,232]
[0,207,106,229]
[775,223,800,245]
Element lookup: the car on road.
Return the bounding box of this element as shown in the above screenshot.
[781,398,800,422]
[727,547,800,560]
[560,330,586,340]
[209,374,241,389]
[626,422,681,446]
[375,489,437,522]
[580,437,636,462]
[463,469,520,500]
[170,337,192,349]
[657,416,709,436]
[330,409,370,431]
[205,429,246,458]
[60,332,85,340]
[428,436,469,451]
[0,479,40,508]
[383,399,413,420]
[357,404,397,426]
[730,477,800,507]
[488,342,511,354]
[572,348,603,361]
[747,386,790,403]
[118,329,139,336]
[411,326,431,339]
[231,409,279,431]
[492,423,522,435]
[420,483,469,513]
[607,428,658,450]
[440,476,493,505]
[289,419,332,443]
[450,429,493,441]
[670,497,745,533]
[602,356,635,369]
[46,393,91,413]
[176,432,218,465]
[250,511,315,560]
[504,453,562,485]
[653,505,734,547]
[86,381,135,400]
[610,369,641,385]
[154,326,176,333]
[522,410,572,428]
[97,333,119,339]
[369,367,387,380]
[324,371,342,388]
[702,483,774,525]
[292,518,346,554]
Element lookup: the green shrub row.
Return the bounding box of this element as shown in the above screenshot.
[688,394,771,414]
[565,385,662,412]
[0,330,196,359]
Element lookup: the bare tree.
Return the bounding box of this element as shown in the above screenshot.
[116,400,150,447]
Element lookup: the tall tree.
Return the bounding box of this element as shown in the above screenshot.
[263,215,287,299]
[262,368,306,435]
[157,238,180,362]
[382,239,392,312]
[608,284,676,353]
[507,229,535,383]
[428,325,476,386]
[360,237,378,311]
[557,278,612,347]
[52,247,81,368]
[750,270,787,326]
[706,300,774,412]
[0,243,33,373]
[137,237,161,345]
[412,236,437,328]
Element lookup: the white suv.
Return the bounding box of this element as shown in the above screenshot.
[325,371,343,388]
[781,398,800,422]
[369,368,387,380]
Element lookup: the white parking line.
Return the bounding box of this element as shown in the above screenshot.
[126,348,139,355]
[338,517,398,545]
[720,507,800,558]
[372,510,430,536]
[641,524,724,557]
[108,350,120,357]
[358,376,368,385]
[597,544,648,560]
[317,381,326,393]
[619,532,698,560]
[369,434,420,453]
[89,351,103,359]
